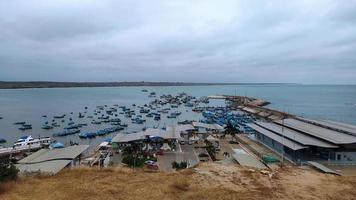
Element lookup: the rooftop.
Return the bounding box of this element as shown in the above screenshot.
[254,121,338,148]
[275,118,356,145]
[16,145,89,174]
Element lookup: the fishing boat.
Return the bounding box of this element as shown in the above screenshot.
[64,124,81,129]
[79,112,84,118]
[52,123,60,127]
[50,142,64,149]
[53,114,65,119]
[98,115,109,120]
[167,113,179,118]
[149,92,156,97]
[14,121,26,125]
[53,129,80,137]
[140,108,150,113]
[42,125,54,130]
[110,118,121,122]
[79,132,96,139]
[141,89,148,92]
[154,115,161,121]
[19,124,32,130]
[178,120,193,125]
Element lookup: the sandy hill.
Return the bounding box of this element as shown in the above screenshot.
[1,163,355,200]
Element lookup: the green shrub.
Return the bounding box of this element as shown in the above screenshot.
[122,155,145,168]
[0,163,19,182]
[172,161,188,170]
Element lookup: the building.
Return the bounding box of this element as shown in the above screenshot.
[16,145,89,174]
[248,117,356,165]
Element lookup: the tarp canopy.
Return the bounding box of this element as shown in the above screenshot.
[112,125,192,143]
[192,122,224,131]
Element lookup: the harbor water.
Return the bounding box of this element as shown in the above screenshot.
[0,84,355,148]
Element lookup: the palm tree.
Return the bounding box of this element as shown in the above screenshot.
[224,122,238,141]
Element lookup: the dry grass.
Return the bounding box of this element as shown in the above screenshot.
[1,163,356,200]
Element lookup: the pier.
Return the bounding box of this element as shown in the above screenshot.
[208,95,270,107]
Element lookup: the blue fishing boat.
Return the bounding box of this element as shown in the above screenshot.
[53,129,80,137]
[50,142,64,149]
[79,132,96,139]
[0,138,6,143]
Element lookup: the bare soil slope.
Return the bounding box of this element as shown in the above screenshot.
[1,163,355,200]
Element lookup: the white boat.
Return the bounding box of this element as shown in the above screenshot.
[0,136,51,156]
[13,135,51,148]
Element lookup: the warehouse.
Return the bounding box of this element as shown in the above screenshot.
[248,118,356,164]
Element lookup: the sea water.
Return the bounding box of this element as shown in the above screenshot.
[0,84,355,147]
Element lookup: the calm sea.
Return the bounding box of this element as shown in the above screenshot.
[0,84,355,147]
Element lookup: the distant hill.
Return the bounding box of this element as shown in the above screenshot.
[0,81,293,89]
[0,81,220,89]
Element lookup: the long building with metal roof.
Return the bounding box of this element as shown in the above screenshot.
[275,118,356,144]
[248,123,307,151]
[298,117,356,136]
[248,118,356,164]
[255,122,338,148]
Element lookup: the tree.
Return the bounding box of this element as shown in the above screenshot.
[0,162,19,182]
[224,122,238,141]
[122,143,144,168]
[172,161,188,170]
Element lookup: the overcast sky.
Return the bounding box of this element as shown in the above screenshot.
[0,0,356,83]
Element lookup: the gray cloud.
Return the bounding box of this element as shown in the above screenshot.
[0,0,356,83]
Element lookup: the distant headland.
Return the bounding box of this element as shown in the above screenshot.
[0,81,293,89]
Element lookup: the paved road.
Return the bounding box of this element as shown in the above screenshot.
[158,144,200,171]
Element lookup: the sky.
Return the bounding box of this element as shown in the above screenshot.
[0,0,356,84]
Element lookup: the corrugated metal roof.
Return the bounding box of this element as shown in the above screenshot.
[299,117,356,136]
[16,145,89,174]
[248,123,307,150]
[17,145,89,164]
[192,122,224,130]
[275,118,356,145]
[307,161,340,175]
[232,149,267,169]
[255,122,338,148]
[16,160,72,175]
[258,112,271,117]
[112,125,193,143]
